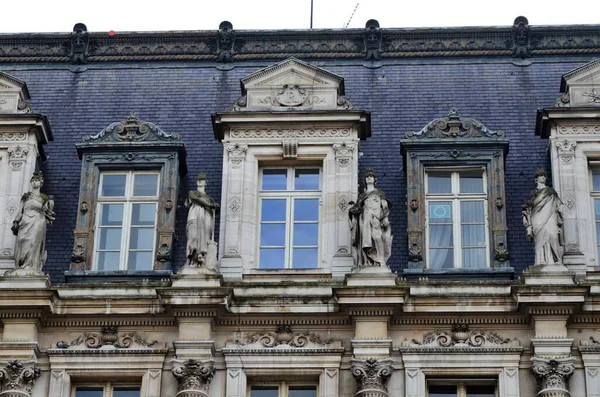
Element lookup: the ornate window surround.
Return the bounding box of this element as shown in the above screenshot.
[212,58,370,279]
[400,109,510,277]
[68,113,186,276]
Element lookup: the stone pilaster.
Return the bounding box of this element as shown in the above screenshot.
[531,356,575,397]
[172,359,215,397]
[350,357,393,397]
[0,360,41,397]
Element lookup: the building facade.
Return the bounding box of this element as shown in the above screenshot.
[0,17,600,397]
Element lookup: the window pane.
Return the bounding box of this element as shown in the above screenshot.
[429,385,457,397]
[129,228,154,249]
[75,390,104,397]
[460,201,484,223]
[460,171,484,193]
[595,199,600,220]
[127,251,153,271]
[113,389,141,397]
[289,386,317,397]
[295,169,320,190]
[294,224,318,246]
[466,385,496,397]
[262,169,287,190]
[293,248,318,269]
[262,199,287,222]
[97,252,120,271]
[429,248,454,269]
[251,387,279,397]
[99,228,122,250]
[593,169,600,191]
[259,248,285,269]
[260,224,286,246]
[429,202,452,223]
[131,203,156,225]
[101,174,126,196]
[461,225,486,246]
[133,174,158,196]
[294,199,319,221]
[100,204,124,226]
[429,225,453,247]
[463,248,487,268]
[428,172,452,194]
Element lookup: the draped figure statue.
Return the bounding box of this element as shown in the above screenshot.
[185,173,219,269]
[522,168,564,266]
[11,171,55,273]
[348,169,392,267]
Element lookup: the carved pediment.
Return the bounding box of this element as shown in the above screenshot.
[53,326,164,352]
[230,57,352,111]
[0,71,33,114]
[404,109,504,140]
[558,59,600,107]
[224,325,342,353]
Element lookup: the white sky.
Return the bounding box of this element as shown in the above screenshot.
[2,0,600,33]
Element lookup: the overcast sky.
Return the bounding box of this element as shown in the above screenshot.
[3,0,600,33]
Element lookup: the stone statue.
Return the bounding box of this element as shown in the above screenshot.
[11,171,54,273]
[522,168,564,266]
[348,169,392,267]
[185,173,219,270]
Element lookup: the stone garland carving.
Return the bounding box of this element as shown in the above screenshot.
[406,324,513,348]
[522,168,565,267]
[350,357,393,397]
[364,19,383,61]
[82,112,182,143]
[172,359,215,397]
[0,360,41,397]
[217,21,235,62]
[404,109,504,139]
[236,325,328,348]
[56,326,158,349]
[531,356,575,397]
[70,23,90,64]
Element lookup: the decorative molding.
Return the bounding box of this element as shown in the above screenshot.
[217,318,351,326]
[81,112,182,144]
[0,132,27,142]
[5,200,17,218]
[531,356,575,397]
[230,128,351,139]
[282,138,298,159]
[508,16,534,58]
[7,145,29,160]
[228,196,241,216]
[402,324,517,349]
[557,125,600,135]
[70,23,90,64]
[217,21,235,63]
[225,142,248,157]
[556,139,576,163]
[172,359,215,397]
[579,336,600,352]
[333,142,356,158]
[55,326,159,350]
[364,19,383,61]
[0,360,41,397]
[405,109,504,140]
[349,309,394,317]
[351,357,393,397]
[582,89,600,104]
[228,325,331,348]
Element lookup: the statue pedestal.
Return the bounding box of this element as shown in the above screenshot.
[522,265,575,285]
[345,266,396,287]
[0,269,49,289]
[172,268,222,288]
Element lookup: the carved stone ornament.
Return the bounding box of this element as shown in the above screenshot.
[16,99,33,114]
[70,23,90,64]
[350,357,393,397]
[531,356,575,397]
[225,142,248,158]
[232,325,331,348]
[55,326,159,350]
[557,139,576,163]
[554,92,571,107]
[364,19,383,61]
[217,21,235,63]
[81,112,182,144]
[172,359,215,397]
[509,16,531,58]
[230,128,351,140]
[7,146,28,160]
[404,109,504,140]
[403,324,518,349]
[0,360,41,397]
[275,84,309,106]
[582,89,600,104]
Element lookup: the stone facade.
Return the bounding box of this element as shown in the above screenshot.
[0,19,599,397]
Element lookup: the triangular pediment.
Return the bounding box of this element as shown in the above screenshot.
[0,71,32,114]
[231,58,353,111]
[558,59,600,107]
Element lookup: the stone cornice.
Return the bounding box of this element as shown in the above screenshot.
[1,23,600,64]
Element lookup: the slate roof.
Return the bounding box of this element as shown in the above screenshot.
[1,24,597,282]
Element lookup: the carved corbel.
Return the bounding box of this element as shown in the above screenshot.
[172,359,215,397]
[510,16,531,58]
[217,21,235,63]
[364,19,382,61]
[531,356,575,397]
[70,23,90,64]
[0,360,41,397]
[351,357,393,397]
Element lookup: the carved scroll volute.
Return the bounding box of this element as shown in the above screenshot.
[0,360,42,397]
[172,359,215,397]
[351,358,393,397]
[531,356,575,397]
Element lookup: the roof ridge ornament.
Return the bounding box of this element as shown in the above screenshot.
[82,112,182,143]
[404,108,504,139]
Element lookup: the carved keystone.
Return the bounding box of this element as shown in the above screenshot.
[172,359,215,397]
[531,356,575,397]
[0,360,41,397]
[351,357,393,397]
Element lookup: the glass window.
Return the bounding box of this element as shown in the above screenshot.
[94,171,159,271]
[250,383,316,397]
[426,169,489,269]
[428,382,496,397]
[75,385,140,397]
[259,167,321,269]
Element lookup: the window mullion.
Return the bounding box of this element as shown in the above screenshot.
[121,173,134,271]
[287,195,293,269]
[454,198,462,268]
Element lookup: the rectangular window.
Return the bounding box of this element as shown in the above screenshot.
[258,167,321,269]
[250,383,317,397]
[74,384,140,397]
[427,380,496,397]
[94,171,159,271]
[426,169,489,269]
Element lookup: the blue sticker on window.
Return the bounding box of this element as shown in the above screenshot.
[430,204,451,219]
